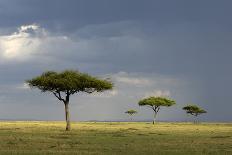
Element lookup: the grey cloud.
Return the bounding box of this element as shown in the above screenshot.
[0,1,231,121]
[0,0,232,32]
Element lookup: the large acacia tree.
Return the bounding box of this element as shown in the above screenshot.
[26,70,113,131]
[138,97,176,124]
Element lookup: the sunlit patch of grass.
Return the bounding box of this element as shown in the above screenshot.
[0,122,231,154]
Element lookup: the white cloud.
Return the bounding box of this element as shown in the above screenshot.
[19,24,40,32]
[113,72,152,86]
[116,77,151,85]
[103,71,180,100]
[144,90,171,98]
[0,24,69,62]
[16,83,30,90]
[0,24,40,60]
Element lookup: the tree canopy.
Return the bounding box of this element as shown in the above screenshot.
[138,97,175,107]
[182,105,207,117]
[125,109,137,115]
[26,70,113,95]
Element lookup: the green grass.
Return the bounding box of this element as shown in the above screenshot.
[0,122,231,155]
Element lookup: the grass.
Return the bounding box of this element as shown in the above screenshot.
[0,122,231,155]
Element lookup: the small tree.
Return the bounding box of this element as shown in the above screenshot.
[125,109,137,121]
[138,97,175,124]
[26,70,113,131]
[182,104,207,123]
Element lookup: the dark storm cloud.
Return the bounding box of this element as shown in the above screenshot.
[0,0,231,121]
[1,0,232,32]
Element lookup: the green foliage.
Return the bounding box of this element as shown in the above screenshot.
[138,97,176,107]
[125,109,137,115]
[26,70,113,94]
[183,104,207,117]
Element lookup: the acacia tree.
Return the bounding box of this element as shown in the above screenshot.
[182,104,207,123]
[138,97,176,124]
[125,109,137,121]
[26,70,113,131]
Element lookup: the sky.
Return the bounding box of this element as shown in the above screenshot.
[0,0,231,122]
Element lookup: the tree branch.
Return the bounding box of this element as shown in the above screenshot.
[84,88,95,94]
[70,90,78,94]
[147,105,154,110]
[157,107,160,113]
[53,91,65,103]
[149,106,160,114]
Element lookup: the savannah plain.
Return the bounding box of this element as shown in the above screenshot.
[0,121,231,155]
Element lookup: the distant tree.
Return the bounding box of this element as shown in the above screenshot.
[125,109,137,121]
[138,97,176,124]
[182,105,207,123]
[26,70,113,131]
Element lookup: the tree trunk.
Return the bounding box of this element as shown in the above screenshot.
[194,115,198,124]
[64,102,71,131]
[153,112,157,125]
